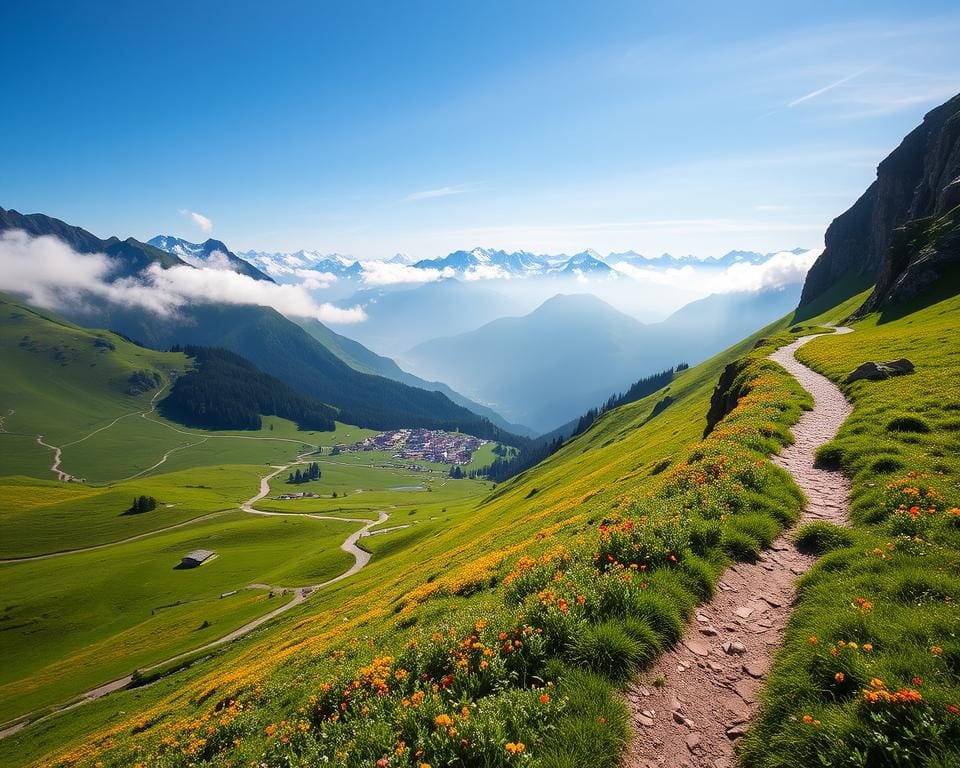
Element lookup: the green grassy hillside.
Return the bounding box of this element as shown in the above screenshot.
[0,294,187,466]
[0,209,528,443]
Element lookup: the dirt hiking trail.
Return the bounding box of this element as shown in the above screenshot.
[625,328,853,768]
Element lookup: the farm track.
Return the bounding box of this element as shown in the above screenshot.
[0,509,232,563]
[0,461,396,740]
[31,383,320,485]
[625,328,854,768]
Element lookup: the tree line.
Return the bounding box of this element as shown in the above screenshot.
[158,346,337,431]
[477,365,684,484]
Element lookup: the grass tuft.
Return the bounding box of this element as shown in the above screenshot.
[794,522,854,554]
[569,620,648,682]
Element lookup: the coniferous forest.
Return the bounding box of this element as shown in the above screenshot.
[158,346,338,431]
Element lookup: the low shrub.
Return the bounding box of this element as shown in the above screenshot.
[815,442,844,466]
[728,513,780,548]
[886,415,931,433]
[795,522,854,554]
[538,664,629,768]
[569,620,647,682]
[678,554,716,601]
[871,456,905,473]
[629,592,686,646]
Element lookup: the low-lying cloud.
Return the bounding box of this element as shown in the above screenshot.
[612,249,817,294]
[360,260,455,286]
[714,249,819,293]
[0,230,366,324]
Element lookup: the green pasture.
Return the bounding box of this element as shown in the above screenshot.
[258,454,491,518]
[0,510,360,723]
[0,465,269,558]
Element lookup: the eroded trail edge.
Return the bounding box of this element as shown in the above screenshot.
[625,328,853,768]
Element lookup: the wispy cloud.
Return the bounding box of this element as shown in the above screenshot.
[786,67,872,107]
[402,182,483,203]
[0,230,366,324]
[179,208,213,233]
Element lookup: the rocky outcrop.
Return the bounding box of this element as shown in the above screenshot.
[845,358,914,384]
[859,200,960,312]
[703,360,749,438]
[799,93,960,307]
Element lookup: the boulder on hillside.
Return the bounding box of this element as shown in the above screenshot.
[845,359,915,383]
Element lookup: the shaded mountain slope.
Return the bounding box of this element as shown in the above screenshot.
[0,207,184,276]
[158,346,336,431]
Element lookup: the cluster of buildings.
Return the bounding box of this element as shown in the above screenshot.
[343,428,486,465]
[276,491,318,500]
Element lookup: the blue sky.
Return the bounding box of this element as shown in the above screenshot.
[2,1,958,259]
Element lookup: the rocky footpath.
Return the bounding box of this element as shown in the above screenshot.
[624,329,852,768]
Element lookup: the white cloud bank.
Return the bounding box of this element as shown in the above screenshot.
[0,230,366,324]
[359,260,455,286]
[714,249,820,292]
[611,249,819,294]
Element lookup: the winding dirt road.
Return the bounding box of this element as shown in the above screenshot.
[35,435,71,481]
[625,328,853,768]
[0,463,393,740]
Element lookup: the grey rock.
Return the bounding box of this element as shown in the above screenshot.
[845,358,914,383]
[673,710,694,727]
[686,732,703,752]
[722,640,746,655]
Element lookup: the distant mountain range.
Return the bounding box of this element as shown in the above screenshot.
[237,249,364,280]
[405,286,802,432]
[225,244,808,283]
[336,279,525,353]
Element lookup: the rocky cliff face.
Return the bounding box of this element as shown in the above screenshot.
[799,93,960,308]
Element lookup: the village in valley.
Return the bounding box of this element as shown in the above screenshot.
[342,428,488,465]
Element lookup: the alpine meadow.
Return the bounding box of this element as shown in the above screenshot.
[1,4,959,768]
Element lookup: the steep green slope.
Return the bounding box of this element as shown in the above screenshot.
[158,346,337,431]
[0,293,188,477]
[0,294,352,483]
